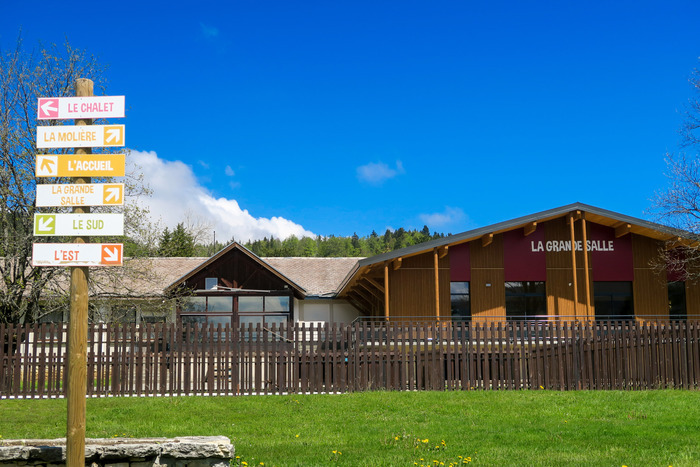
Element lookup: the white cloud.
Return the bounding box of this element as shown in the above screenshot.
[419,207,466,228]
[225,165,235,176]
[126,150,314,242]
[356,160,405,185]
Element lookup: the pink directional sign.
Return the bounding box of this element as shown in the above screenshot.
[37,96,125,120]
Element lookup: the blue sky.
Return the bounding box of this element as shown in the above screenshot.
[3,1,699,242]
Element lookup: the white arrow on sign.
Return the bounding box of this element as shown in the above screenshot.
[104,186,121,203]
[37,216,54,233]
[105,127,121,144]
[103,245,120,262]
[40,99,58,116]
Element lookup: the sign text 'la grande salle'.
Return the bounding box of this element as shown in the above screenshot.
[36,183,124,207]
[531,239,615,253]
[36,124,125,148]
[37,96,125,120]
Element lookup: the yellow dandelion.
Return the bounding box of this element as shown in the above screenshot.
[295,434,299,438]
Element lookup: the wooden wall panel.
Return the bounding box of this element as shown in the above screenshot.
[388,251,450,318]
[544,218,593,319]
[632,234,667,319]
[470,235,506,319]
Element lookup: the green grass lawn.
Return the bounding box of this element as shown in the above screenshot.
[1,391,698,466]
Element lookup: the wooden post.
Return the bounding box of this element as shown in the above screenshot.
[434,248,440,320]
[581,216,592,318]
[66,78,92,467]
[384,262,390,320]
[568,214,578,318]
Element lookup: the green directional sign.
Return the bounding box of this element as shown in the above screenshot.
[34,214,56,235]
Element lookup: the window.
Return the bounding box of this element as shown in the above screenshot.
[505,281,546,320]
[668,281,687,320]
[594,282,633,320]
[238,295,291,327]
[450,282,470,321]
[205,277,218,290]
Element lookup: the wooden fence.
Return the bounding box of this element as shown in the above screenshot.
[1,320,698,398]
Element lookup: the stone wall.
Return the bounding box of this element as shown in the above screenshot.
[0,436,233,467]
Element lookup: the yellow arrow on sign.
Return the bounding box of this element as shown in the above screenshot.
[35,154,126,177]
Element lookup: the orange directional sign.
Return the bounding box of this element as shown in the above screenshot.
[37,96,125,120]
[36,124,125,148]
[35,154,126,177]
[36,183,124,207]
[32,243,123,267]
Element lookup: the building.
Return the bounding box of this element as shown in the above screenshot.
[78,203,699,325]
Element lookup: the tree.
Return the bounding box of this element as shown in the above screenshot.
[650,63,700,279]
[158,223,195,257]
[0,38,110,324]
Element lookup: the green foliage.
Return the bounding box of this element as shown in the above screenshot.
[1,391,698,466]
[158,223,195,257]
[243,226,445,258]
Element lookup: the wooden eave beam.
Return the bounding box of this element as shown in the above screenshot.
[359,280,384,300]
[346,294,371,315]
[524,222,537,237]
[366,277,386,295]
[353,286,376,306]
[614,223,632,238]
[481,233,493,247]
[392,257,402,270]
[438,245,449,259]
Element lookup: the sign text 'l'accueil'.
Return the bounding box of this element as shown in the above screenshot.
[32,243,123,267]
[36,183,124,207]
[35,154,126,177]
[33,213,124,236]
[36,125,125,148]
[37,96,125,120]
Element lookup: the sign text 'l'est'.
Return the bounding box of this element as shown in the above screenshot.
[37,96,125,120]
[36,124,125,148]
[36,183,124,207]
[32,243,123,267]
[35,154,126,177]
[33,213,124,236]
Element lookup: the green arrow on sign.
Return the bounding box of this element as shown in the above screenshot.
[35,214,55,235]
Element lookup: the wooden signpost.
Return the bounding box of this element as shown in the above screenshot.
[33,79,126,467]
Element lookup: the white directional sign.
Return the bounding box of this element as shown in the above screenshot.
[32,243,123,267]
[37,96,125,120]
[35,154,126,177]
[36,183,124,207]
[36,125,125,148]
[33,213,124,236]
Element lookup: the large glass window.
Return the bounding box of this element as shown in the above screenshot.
[450,282,471,321]
[238,295,290,327]
[594,281,633,320]
[668,281,687,320]
[505,281,546,320]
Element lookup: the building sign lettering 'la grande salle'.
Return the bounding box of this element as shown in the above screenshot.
[530,240,615,253]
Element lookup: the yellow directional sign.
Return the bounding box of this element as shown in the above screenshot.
[35,154,126,177]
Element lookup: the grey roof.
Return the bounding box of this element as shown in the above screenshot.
[264,257,361,297]
[335,202,694,294]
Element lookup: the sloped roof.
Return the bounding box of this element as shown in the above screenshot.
[336,202,695,296]
[264,257,361,297]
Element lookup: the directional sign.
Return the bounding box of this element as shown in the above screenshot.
[36,125,125,148]
[36,183,124,207]
[35,154,126,177]
[37,96,125,120]
[33,213,124,236]
[32,243,123,267]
